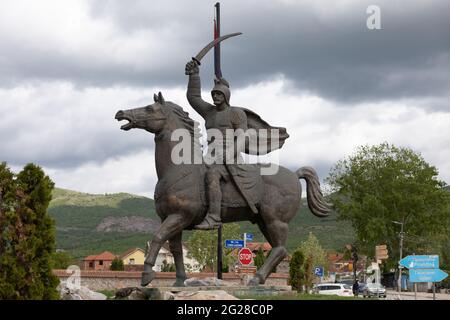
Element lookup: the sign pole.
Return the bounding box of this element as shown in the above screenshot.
[414,283,417,300]
[217,224,222,279]
[433,282,435,300]
[398,222,404,292]
[413,253,416,300]
[244,232,247,248]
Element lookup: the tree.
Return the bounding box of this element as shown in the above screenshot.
[298,233,328,291]
[186,223,241,272]
[51,251,75,269]
[254,248,266,270]
[303,255,314,292]
[289,249,305,292]
[110,257,124,271]
[326,143,450,262]
[0,163,59,299]
[288,234,327,293]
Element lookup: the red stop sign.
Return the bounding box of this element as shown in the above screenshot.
[238,247,253,265]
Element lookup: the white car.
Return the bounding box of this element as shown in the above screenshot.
[362,283,386,298]
[312,283,354,297]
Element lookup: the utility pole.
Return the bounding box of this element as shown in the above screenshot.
[351,244,358,283]
[393,221,404,293]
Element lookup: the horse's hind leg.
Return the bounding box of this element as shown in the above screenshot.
[141,214,187,286]
[249,218,288,286]
[169,232,187,287]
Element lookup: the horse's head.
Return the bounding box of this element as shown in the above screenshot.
[115,92,168,134]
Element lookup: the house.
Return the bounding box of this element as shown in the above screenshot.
[82,251,117,271]
[154,243,174,272]
[327,252,366,275]
[120,248,146,271]
[229,242,291,273]
[82,244,202,272]
[153,242,202,272]
[247,242,272,254]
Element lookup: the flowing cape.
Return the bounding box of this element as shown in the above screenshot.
[238,107,289,155]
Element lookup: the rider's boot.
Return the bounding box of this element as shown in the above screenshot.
[194,210,222,230]
[195,175,222,230]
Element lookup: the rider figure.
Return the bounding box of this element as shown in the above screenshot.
[185,60,256,230]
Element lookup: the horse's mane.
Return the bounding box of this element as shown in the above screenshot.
[166,101,203,153]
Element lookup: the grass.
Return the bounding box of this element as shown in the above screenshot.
[98,290,116,299]
[236,293,365,300]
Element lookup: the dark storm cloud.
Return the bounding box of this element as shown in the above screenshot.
[1,0,449,106]
[0,84,156,169]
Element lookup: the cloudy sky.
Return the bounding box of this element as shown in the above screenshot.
[1,0,449,197]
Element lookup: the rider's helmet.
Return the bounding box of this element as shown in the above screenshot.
[211,77,230,105]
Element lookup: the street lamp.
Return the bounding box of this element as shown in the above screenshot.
[392,220,404,293]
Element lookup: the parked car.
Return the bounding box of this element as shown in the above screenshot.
[362,283,386,298]
[312,283,354,297]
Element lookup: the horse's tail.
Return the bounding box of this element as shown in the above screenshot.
[296,166,331,217]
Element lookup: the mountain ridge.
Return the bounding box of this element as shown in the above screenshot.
[48,187,354,259]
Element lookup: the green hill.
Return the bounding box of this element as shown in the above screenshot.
[49,188,354,259]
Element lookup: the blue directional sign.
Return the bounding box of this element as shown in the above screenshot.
[400,255,439,269]
[225,239,245,248]
[314,266,324,277]
[409,269,448,283]
[245,233,253,241]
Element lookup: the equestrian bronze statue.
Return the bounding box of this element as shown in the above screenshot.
[115,35,330,287]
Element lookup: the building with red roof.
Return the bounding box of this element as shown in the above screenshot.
[82,251,117,271]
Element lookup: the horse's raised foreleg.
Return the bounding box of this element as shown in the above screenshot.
[169,232,187,287]
[141,214,187,286]
[249,219,288,286]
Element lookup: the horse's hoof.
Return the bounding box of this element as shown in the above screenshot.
[141,270,156,287]
[173,278,186,287]
[248,276,261,286]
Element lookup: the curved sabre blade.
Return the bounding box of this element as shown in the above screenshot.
[192,32,242,65]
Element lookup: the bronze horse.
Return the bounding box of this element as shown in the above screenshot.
[115,92,330,286]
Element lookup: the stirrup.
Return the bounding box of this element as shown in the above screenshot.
[194,215,222,230]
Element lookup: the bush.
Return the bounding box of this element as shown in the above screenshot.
[110,258,124,271]
[289,249,305,292]
[51,251,75,269]
[161,259,176,272]
[254,248,265,270]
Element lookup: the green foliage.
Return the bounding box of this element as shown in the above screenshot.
[299,233,328,272]
[47,188,158,259]
[51,251,75,269]
[288,233,327,292]
[289,249,305,292]
[186,223,241,271]
[110,257,124,271]
[161,259,176,272]
[47,187,354,259]
[254,248,266,270]
[0,163,59,300]
[326,143,450,261]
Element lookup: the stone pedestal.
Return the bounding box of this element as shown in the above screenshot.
[142,285,294,300]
